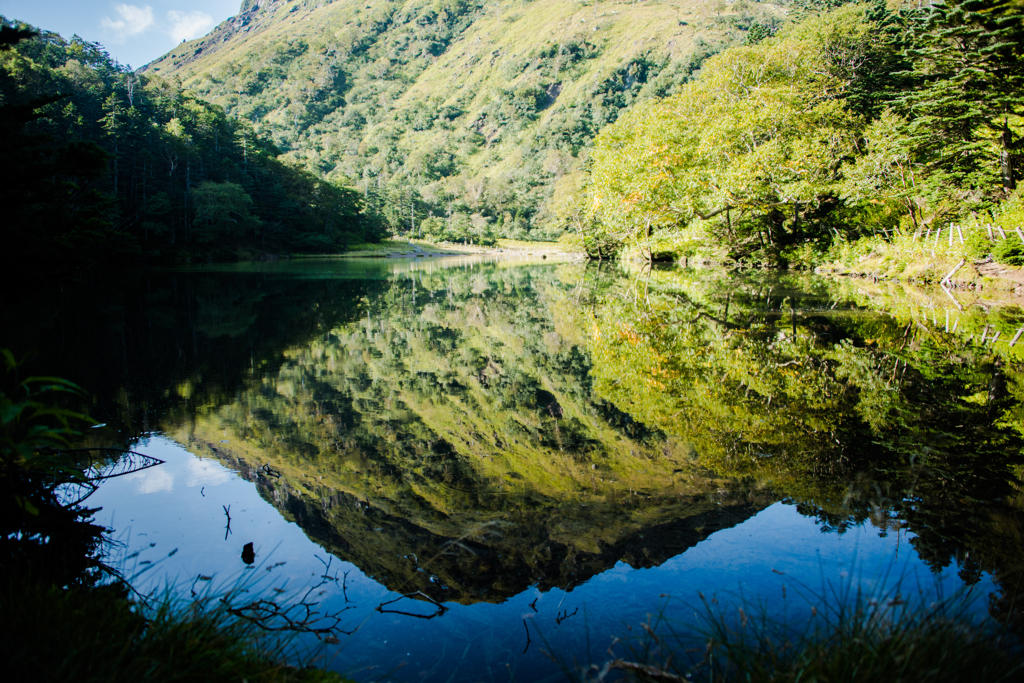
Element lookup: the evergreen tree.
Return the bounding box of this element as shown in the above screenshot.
[0,17,385,274]
[899,0,1024,196]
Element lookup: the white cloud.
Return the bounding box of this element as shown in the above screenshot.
[100,4,155,42]
[167,10,215,43]
[130,466,175,494]
[184,457,234,488]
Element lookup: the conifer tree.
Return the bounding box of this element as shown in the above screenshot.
[899,0,1024,195]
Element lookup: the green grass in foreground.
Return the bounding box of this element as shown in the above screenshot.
[0,582,347,683]
[593,589,1024,683]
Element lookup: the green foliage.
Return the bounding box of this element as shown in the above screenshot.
[996,187,1024,232]
[144,0,777,241]
[1,349,93,466]
[585,7,869,261]
[0,350,105,588]
[897,0,1024,201]
[0,581,349,683]
[574,2,1024,263]
[192,181,261,243]
[993,235,1024,265]
[0,19,384,272]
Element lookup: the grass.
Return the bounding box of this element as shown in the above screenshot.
[0,581,348,683]
[822,226,1024,289]
[290,239,464,258]
[586,581,1024,683]
[330,237,573,257]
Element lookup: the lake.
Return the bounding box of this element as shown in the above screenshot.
[11,256,1024,681]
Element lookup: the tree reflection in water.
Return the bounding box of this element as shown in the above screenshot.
[6,258,1023,634]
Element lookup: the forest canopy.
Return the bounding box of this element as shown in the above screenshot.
[0,19,385,275]
[574,0,1024,263]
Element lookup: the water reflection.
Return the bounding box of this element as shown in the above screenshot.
[161,261,772,604]
[570,265,1024,629]
[6,257,1024,678]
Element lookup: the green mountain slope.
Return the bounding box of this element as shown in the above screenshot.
[144,0,785,238]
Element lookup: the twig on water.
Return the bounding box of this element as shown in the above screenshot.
[376,591,448,620]
[223,505,232,540]
[556,607,579,624]
[313,555,353,604]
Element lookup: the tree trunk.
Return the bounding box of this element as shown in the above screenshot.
[1002,120,1016,193]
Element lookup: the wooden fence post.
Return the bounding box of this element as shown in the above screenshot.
[1010,326,1024,347]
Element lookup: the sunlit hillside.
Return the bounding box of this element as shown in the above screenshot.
[144,0,786,237]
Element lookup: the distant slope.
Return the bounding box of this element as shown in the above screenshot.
[144,0,787,238]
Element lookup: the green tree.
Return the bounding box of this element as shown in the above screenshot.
[191,181,261,243]
[898,0,1024,197]
[586,7,868,258]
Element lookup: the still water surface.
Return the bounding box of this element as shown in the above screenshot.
[22,256,1024,681]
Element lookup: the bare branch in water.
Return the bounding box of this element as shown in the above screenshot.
[219,567,359,639]
[608,660,688,682]
[556,607,579,624]
[223,505,232,540]
[376,591,448,620]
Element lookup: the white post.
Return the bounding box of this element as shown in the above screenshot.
[1010,326,1024,347]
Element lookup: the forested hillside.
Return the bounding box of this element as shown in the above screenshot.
[144,0,785,240]
[575,0,1024,266]
[0,21,385,276]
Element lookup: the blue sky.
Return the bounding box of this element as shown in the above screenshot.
[0,1,242,69]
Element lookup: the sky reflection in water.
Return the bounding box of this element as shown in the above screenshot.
[90,436,989,682]
[48,257,1023,681]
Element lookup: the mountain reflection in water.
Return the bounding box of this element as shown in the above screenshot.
[8,256,1024,680]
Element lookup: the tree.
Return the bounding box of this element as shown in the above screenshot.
[841,110,928,233]
[191,181,260,243]
[898,0,1024,197]
[586,7,868,256]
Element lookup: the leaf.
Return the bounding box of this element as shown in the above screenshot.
[14,496,40,516]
